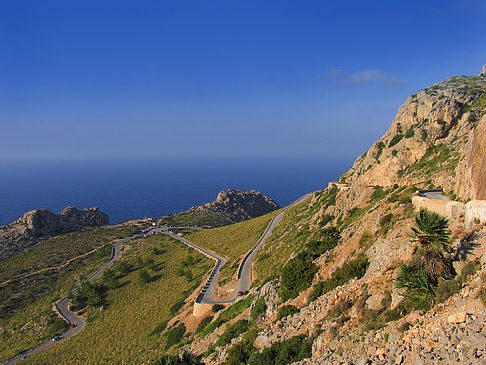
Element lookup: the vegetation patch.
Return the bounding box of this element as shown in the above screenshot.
[248,334,312,365]
[165,323,186,349]
[276,305,299,321]
[309,254,369,302]
[280,258,318,302]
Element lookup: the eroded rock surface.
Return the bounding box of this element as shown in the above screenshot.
[0,206,109,261]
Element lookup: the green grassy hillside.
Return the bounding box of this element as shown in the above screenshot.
[22,234,213,364]
[182,210,278,284]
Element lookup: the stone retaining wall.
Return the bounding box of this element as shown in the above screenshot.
[412,196,465,219]
[465,200,486,227]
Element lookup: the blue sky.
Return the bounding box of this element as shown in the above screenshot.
[1,0,485,162]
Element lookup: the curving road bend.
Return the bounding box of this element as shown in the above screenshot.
[4,239,126,364]
[4,193,312,363]
[149,193,312,305]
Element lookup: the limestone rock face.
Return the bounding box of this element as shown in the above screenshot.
[189,189,280,224]
[343,70,486,201]
[0,206,109,261]
[479,64,486,76]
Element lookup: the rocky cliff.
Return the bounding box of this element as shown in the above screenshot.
[188,189,281,224]
[175,66,486,364]
[342,70,486,201]
[0,206,109,261]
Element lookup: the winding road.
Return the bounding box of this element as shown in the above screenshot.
[3,240,126,364]
[147,193,312,305]
[3,192,312,363]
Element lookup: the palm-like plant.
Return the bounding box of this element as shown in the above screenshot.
[396,264,435,309]
[410,209,453,280]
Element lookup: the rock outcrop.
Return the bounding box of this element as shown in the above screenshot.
[189,189,280,224]
[0,206,109,261]
[342,70,486,201]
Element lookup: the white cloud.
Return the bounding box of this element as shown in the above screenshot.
[326,69,403,86]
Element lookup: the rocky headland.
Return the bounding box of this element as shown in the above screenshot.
[0,206,109,261]
[189,189,281,224]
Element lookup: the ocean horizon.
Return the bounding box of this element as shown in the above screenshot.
[0,156,354,226]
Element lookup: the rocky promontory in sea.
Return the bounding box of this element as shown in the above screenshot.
[189,189,281,224]
[158,188,281,227]
[0,206,109,261]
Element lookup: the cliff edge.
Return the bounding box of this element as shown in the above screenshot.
[0,206,109,261]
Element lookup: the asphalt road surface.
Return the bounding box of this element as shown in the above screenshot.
[418,189,450,201]
[149,193,312,305]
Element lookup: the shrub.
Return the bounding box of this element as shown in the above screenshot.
[215,320,249,347]
[370,187,387,203]
[389,134,404,147]
[164,323,186,349]
[149,321,168,337]
[276,305,299,321]
[459,259,480,284]
[359,231,373,248]
[102,268,119,289]
[479,286,486,306]
[113,260,132,276]
[251,298,267,322]
[379,213,394,233]
[169,300,185,315]
[309,254,369,302]
[248,334,311,365]
[226,343,250,365]
[319,214,334,226]
[280,259,318,302]
[196,316,213,334]
[405,128,415,138]
[374,141,385,161]
[395,264,435,310]
[212,304,225,312]
[138,269,151,284]
[435,279,460,303]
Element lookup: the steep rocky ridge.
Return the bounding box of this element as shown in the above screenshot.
[342,71,486,201]
[173,67,486,364]
[0,206,109,261]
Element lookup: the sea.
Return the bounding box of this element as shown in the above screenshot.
[0,156,353,226]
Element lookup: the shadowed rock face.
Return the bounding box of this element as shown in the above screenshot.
[189,189,280,224]
[0,207,109,261]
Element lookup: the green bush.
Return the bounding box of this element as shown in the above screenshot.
[212,304,225,312]
[169,300,185,315]
[370,187,388,203]
[435,279,460,303]
[405,128,415,138]
[280,259,318,302]
[251,298,267,321]
[309,254,369,302]
[165,323,186,349]
[149,321,168,337]
[225,327,259,365]
[248,334,311,365]
[359,231,373,248]
[389,134,404,147]
[379,213,394,232]
[215,320,249,347]
[196,316,213,334]
[138,269,151,284]
[276,305,299,321]
[201,295,255,337]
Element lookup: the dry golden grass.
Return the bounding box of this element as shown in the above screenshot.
[182,211,278,282]
[22,235,212,364]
